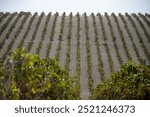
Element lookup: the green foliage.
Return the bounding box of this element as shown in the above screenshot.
[97,13,114,73]
[0,60,6,99]
[0,48,79,99]
[126,13,150,61]
[118,13,142,63]
[90,61,150,100]
[74,12,81,95]
[91,13,105,81]
[84,13,93,91]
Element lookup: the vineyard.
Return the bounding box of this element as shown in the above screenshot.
[0,12,150,99]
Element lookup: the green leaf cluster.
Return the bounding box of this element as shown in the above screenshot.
[90,61,150,100]
[0,60,6,98]
[0,48,79,99]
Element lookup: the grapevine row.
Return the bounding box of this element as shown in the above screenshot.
[84,13,93,91]
[0,12,10,25]
[132,13,150,43]
[65,13,72,71]
[119,13,143,63]
[2,13,30,61]
[105,13,124,65]
[55,12,66,61]
[0,12,17,37]
[36,12,51,55]
[17,13,38,48]
[45,12,59,58]
[138,13,150,27]
[74,12,81,96]
[27,12,44,52]
[145,13,150,19]
[111,13,132,61]
[97,13,114,72]
[0,12,22,52]
[126,13,150,61]
[5,13,24,39]
[91,13,105,81]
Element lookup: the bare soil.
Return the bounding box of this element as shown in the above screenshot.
[1,13,150,99]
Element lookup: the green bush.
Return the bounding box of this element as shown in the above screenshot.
[90,61,150,100]
[0,59,5,98]
[0,48,80,99]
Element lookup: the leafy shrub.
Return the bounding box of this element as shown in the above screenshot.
[0,48,80,99]
[0,59,5,99]
[90,61,150,100]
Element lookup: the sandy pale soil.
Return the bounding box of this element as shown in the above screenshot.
[0,13,150,99]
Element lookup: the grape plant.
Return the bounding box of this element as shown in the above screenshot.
[0,12,149,100]
[45,12,59,58]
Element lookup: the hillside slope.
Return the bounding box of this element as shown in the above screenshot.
[0,12,150,99]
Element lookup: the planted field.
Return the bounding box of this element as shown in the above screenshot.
[0,12,150,99]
